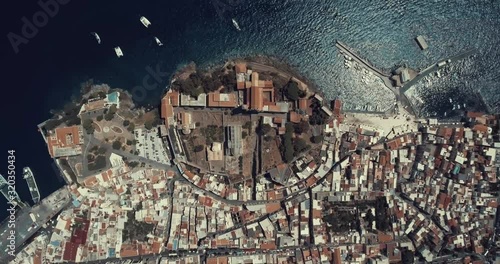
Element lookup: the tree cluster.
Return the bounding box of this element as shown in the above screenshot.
[112,140,122,150]
[171,69,237,98]
[257,123,272,136]
[82,119,94,134]
[282,123,295,163]
[375,197,391,231]
[283,80,305,101]
[193,145,204,152]
[88,155,106,171]
[311,135,324,144]
[104,105,117,121]
[293,138,309,155]
[309,99,329,125]
[293,120,309,134]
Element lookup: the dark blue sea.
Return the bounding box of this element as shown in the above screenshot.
[1,0,500,219]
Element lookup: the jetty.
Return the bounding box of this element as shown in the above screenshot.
[23,167,40,204]
[401,48,478,94]
[416,36,428,50]
[335,41,394,89]
[0,186,70,262]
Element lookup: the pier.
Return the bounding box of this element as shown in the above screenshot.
[400,48,478,94]
[0,186,70,262]
[23,167,41,204]
[335,41,395,89]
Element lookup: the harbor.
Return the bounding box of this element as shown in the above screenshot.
[0,186,70,262]
[335,40,478,118]
[23,167,40,204]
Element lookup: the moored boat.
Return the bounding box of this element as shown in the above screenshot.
[114,46,124,57]
[232,18,241,31]
[140,16,152,28]
[154,36,163,46]
[91,32,101,44]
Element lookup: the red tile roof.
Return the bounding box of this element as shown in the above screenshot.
[235,63,247,74]
[207,92,238,107]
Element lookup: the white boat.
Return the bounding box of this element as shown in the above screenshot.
[232,18,241,31]
[449,98,453,103]
[154,37,163,46]
[140,16,151,28]
[91,32,101,44]
[114,46,123,58]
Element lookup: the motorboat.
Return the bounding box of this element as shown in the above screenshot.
[140,16,151,28]
[232,18,241,31]
[154,36,163,46]
[114,46,123,58]
[91,32,101,44]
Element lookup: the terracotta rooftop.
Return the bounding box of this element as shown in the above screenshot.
[207,92,238,107]
[235,63,247,74]
[47,125,83,157]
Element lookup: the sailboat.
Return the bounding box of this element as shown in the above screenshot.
[232,18,241,31]
[91,32,101,44]
[154,37,163,46]
[140,16,152,28]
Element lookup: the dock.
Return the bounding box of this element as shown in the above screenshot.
[400,48,478,94]
[23,167,40,204]
[335,40,395,90]
[416,36,428,50]
[0,186,70,262]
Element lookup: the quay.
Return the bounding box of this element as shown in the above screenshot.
[400,48,477,94]
[23,167,40,204]
[0,186,70,262]
[335,40,395,90]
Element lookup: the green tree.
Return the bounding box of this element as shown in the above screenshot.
[242,121,252,130]
[293,138,308,153]
[126,140,133,146]
[97,147,107,155]
[82,119,94,134]
[242,131,248,139]
[127,123,135,132]
[193,145,204,152]
[144,121,154,130]
[284,81,300,101]
[128,161,139,168]
[257,124,272,135]
[112,140,122,150]
[123,120,130,127]
[264,135,274,142]
[294,120,310,134]
[96,115,103,121]
[311,135,324,144]
[283,123,295,162]
[104,105,117,121]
